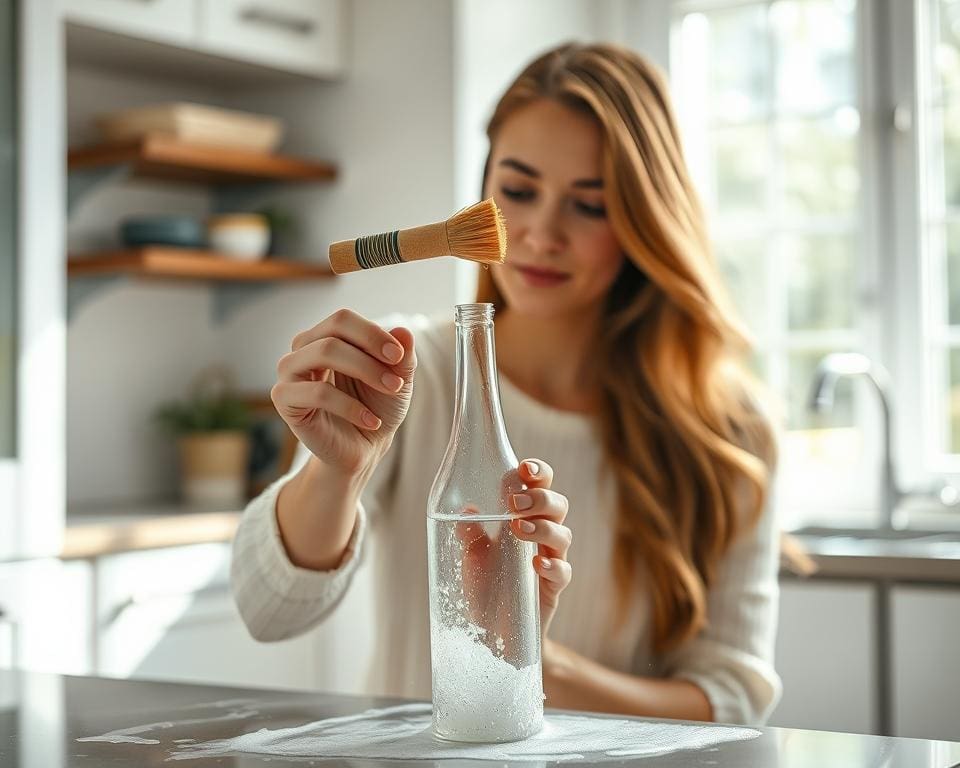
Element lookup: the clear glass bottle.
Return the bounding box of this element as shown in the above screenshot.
[426,302,543,743]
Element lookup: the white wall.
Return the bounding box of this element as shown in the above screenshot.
[65,66,229,504]
[216,0,461,393]
[453,0,604,212]
[65,0,461,506]
[607,0,672,72]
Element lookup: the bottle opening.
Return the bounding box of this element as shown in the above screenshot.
[455,302,494,327]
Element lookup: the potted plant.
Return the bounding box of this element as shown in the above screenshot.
[256,205,297,256]
[155,367,252,508]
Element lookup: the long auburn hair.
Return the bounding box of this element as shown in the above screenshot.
[478,43,775,653]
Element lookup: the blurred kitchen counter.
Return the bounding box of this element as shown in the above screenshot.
[62,503,241,560]
[782,532,960,583]
[56,506,960,584]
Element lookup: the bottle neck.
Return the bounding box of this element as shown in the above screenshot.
[451,318,512,458]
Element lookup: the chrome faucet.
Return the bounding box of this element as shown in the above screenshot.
[808,352,902,530]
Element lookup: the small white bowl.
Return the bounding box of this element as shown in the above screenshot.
[208,214,270,261]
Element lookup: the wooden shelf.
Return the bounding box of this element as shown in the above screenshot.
[68,247,334,281]
[68,135,338,185]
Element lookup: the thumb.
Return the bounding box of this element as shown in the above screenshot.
[387,327,417,379]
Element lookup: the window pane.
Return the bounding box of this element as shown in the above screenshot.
[941,102,960,207]
[695,3,770,121]
[674,0,863,481]
[780,115,860,217]
[785,233,857,330]
[930,2,960,459]
[946,222,960,325]
[950,348,960,452]
[716,239,767,332]
[748,351,768,380]
[710,124,769,218]
[771,0,857,114]
[937,0,960,97]
[788,349,856,430]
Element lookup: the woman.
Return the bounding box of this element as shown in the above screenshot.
[231,42,781,726]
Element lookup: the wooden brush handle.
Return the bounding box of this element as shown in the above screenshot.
[329,221,451,274]
[401,222,451,262]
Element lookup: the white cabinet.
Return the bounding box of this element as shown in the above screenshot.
[63,0,345,79]
[95,543,318,690]
[771,580,877,734]
[891,586,960,741]
[62,0,196,47]
[0,559,92,674]
[198,0,343,77]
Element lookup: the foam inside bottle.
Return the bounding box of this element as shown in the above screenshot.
[428,514,544,743]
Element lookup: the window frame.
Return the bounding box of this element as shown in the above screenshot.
[887,0,928,489]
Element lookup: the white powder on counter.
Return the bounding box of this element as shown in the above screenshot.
[431,621,543,742]
[77,708,258,746]
[167,703,761,762]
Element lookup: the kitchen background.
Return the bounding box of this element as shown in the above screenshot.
[2,0,959,746]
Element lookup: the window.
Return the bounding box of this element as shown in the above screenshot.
[671,0,874,524]
[922,0,960,466]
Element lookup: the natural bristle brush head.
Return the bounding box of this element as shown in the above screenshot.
[446,198,507,266]
[327,197,507,274]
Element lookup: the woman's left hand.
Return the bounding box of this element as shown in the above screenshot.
[509,458,573,641]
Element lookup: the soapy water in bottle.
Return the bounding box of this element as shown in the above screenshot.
[427,509,543,742]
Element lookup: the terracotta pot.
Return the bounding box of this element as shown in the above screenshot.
[177,431,251,508]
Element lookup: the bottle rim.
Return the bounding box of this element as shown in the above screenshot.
[455,302,494,326]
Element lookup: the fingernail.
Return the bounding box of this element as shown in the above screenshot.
[540,557,552,569]
[513,493,533,511]
[382,343,403,363]
[524,461,540,476]
[362,410,381,429]
[381,372,404,391]
[518,519,535,534]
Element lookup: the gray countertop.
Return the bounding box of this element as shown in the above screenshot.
[789,531,960,583]
[0,669,958,768]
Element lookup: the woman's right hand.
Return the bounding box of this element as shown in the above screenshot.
[270,308,416,478]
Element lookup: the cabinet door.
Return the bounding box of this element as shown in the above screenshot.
[96,543,317,690]
[891,586,960,740]
[62,0,196,47]
[770,580,877,734]
[197,0,343,77]
[0,560,93,674]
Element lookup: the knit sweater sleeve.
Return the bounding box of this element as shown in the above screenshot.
[664,495,783,726]
[229,443,378,641]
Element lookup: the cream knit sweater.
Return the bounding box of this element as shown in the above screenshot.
[231,313,782,725]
